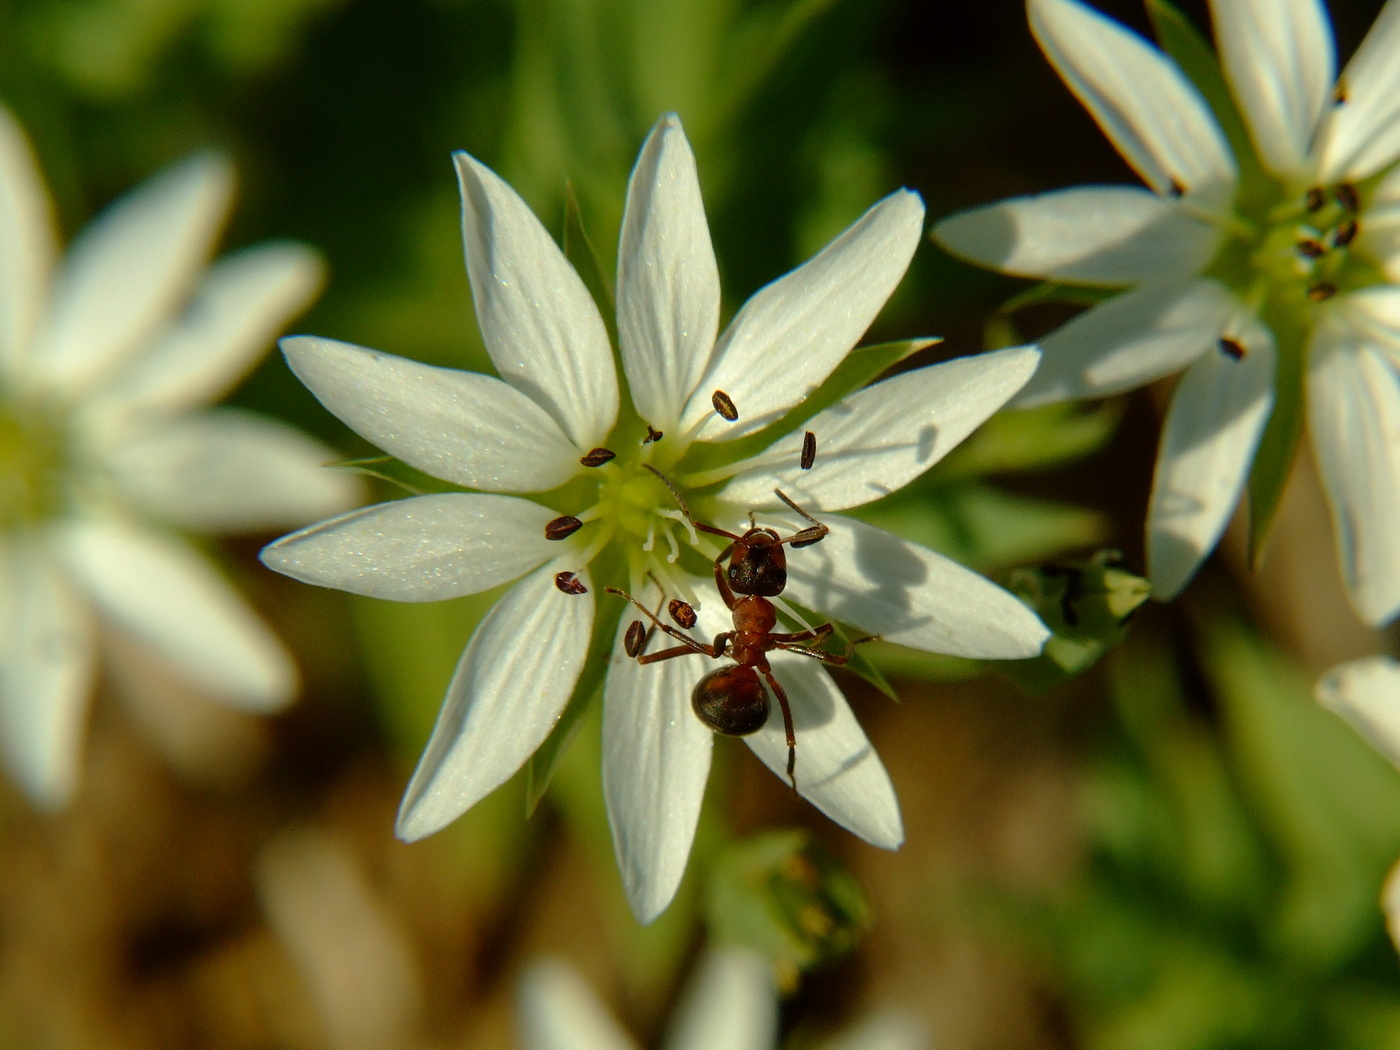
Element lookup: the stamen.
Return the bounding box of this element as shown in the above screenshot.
[711,389,739,422]
[1333,219,1358,249]
[1306,186,1326,212]
[545,515,583,540]
[1308,281,1338,302]
[1335,183,1360,212]
[643,425,664,444]
[1218,337,1247,361]
[554,571,588,595]
[641,522,656,552]
[580,447,616,467]
[658,507,698,546]
[1296,238,1326,259]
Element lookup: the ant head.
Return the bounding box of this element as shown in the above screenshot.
[691,665,769,735]
[727,528,787,596]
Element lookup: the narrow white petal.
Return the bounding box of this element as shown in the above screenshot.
[1314,0,1400,181]
[1316,656,1400,769]
[0,539,94,809]
[781,516,1049,660]
[1016,279,1237,407]
[29,153,233,391]
[262,494,557,602]
[665,950,776,1050]
[1147,322,1275,598]
[1361,165,1400,281]
[517,959,639,1050]
[1210,0,1335,176]
[720,346,1041,512]
[744,654,902,849]
[105,409,361,533]
[455,152,618,449]
[817,1012,931,1050]
[97,242,323,416]
[1308,313,1400,626]
[0,105,55,375]
[56,519,296,711]
[602,595,714,924]
[617,114,721,433]
[677,190,925,443]
[933,186,1220,285]
[282,335,580,493]
[1333,285,1400,372]
[396,562,593,840]
[1028,0,1237,213]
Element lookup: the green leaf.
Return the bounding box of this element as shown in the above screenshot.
[1245,317,1306,567]
[935,400,1124,480]
[1000,280,1122,314]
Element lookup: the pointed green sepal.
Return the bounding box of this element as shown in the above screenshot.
[1245,319,1306,568]
[562,180,617,342]
[325,454,457,496]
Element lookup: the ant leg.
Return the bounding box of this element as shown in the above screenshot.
[607,587,722,658]
[774,626,881,666]
[774,489,828,548]
[768,623,834,646]
[760,669,799,792]
[711,543,737,611]
[639,635,731,665]
[643,463,741,544]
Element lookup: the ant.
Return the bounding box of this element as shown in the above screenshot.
[607,468,873,790]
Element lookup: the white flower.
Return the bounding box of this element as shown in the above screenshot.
[0,104,359,808]
[933,0,1400,625]
[262,113,1049,922]
[518,950,928,1050]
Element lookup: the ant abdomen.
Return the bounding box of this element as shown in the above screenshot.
[691,665,769,736]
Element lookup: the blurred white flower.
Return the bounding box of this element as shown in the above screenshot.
[517,950,928,1050]
[263,112,1048,922]
[0,103,358,808]
[933,0,1400,624]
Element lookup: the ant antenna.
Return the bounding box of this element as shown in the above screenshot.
[644,463,741,542]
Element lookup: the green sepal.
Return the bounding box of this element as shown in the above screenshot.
[562,180,617,341]
[1245,318,1306,568]
[326,454,459,496]
[935,400,1124,481]
[1000,280,1122,315]
[994,550,1152,693]
[706,829,870,987]
[778,597,896,701]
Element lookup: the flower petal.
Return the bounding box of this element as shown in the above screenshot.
[781,516,1049,659]
[0,538,94,809]
[282,335,580,493]
[720,346,1041,512]
[1015,279,1237,407]
[1308,308,1400,626]
[816,1011,931,1050]
[517,959,640,1050]
[677,189,925,443]
[396,562,593,840]
[1314,0,1400,181]
[743,653,902,849]
[1028,0,1236,213]
[1210,0,1335,177]
[105,408,361,533]
[1147,321,1275,598]
[1316,656,1400,769]
[56,519,296,711]
[933,186,1220,285]
[96,242,323,417]
[29,152,233,392]
[617,114,721,434]
[665,950,777,1050]
[262,493,558,602]
[602,593,714,924]
[1361,164,1400,281]
[0,104,55,376]
[455,152,618,449]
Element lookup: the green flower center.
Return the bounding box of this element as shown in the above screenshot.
[0,397,70,529]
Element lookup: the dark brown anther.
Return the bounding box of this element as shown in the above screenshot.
[554,571,587,595]
[1296,238,1326,259]
[711,389,738,422]
[1306,186,1326,212]
[1168,178,1185,198]
[623,619,647,658]
[1218,337,1247,360]
[1308,281,1338,302]
[789,526,826,549]
[643,425,664,444]
[545,515,583,541]
[1334,79,1349,105]
[1335,183,1360,212]
[800,431,816,470]
[1334,219,1359,248]
[668,599,697,629]
[580,447,616,467]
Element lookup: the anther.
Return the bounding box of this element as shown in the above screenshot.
[668,599,697,629]
[1307,281,1338,302]
[711,390,738,422]
[1306,186,1326,212]
[1333,219,1359,249]
[643,425,664,444]
[1335,183,1360,212]
[800,431,816,470]
[545,515,583,540]
[624,619,647,658]
[1333,79,1348,105]
[554,571,588,595]
[1218,337,1247,361]
[1296,238,1326,259]
[1168,178,1185,198]
[580,447,616,467]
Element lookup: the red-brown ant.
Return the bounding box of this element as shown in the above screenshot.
[607,467,873,790]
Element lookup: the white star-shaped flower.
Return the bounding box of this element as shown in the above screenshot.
[518,950,927,1050]
[0,104,359,808]
[933,0,1400,625]
[263,113,1049,922]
